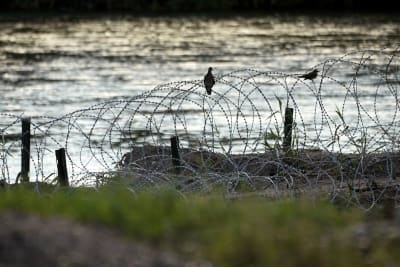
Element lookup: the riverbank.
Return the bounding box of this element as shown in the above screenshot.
[118,146,400,205]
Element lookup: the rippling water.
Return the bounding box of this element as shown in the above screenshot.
[1,14,400,182]
[1,14,399,116]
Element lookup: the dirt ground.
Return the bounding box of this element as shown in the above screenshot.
[0,213,202,267]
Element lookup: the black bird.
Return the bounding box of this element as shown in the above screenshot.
[204,67,215,95]
[299,69,319,80]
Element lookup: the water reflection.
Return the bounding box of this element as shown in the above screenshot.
[1,14,400,116]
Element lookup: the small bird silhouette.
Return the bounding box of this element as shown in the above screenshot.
[299,69,319,80]
[204,67,215,95]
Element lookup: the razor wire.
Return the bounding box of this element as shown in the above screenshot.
[1,47,400,208]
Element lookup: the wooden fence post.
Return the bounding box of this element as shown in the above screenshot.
[387,155,396,180]
[55,148,69,187]
[283,107,294,151]
[20,117,30,182]
[170,136,181,173]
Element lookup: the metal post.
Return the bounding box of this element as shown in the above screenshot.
[20,117,31,182]
[170,136,181,173]
[283,108,294,151]
[55,148,69,187]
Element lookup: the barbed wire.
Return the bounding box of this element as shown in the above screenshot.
[1,47,400,209]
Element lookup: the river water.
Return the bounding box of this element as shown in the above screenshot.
[1,14,399,115]
[1,14,400,183]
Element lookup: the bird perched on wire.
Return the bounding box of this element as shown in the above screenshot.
[299,69,319,80]
[204,67,215,95]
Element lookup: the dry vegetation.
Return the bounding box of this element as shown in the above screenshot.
[118,146,400,206]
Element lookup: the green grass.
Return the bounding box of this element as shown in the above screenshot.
[0,185,399,267]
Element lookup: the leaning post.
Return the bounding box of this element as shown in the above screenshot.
[20,117,31,182]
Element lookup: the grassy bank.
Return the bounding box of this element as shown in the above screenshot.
[1,186,399,266]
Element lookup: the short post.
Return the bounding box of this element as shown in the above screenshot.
[170,136,181,173]
[283,107,294,151]
[388,156,396,180]
[55,148,69,187]
[20,117,31,182]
